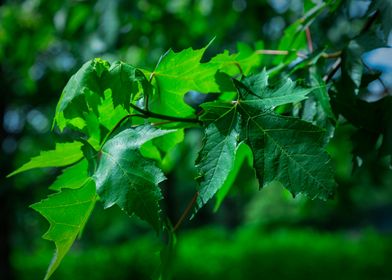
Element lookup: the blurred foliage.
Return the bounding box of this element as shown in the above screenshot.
[1,0,392,279]
[12,227,392,280]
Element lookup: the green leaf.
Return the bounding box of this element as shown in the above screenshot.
[210,42,263,76]
[237,71,310,109]
[331,90,392,163]
[102,61,149,111]
[195,102,240,211]
[54,59,108,131]
[140,129,185,172]
[368,0,392,37]
[239,106,335,200]
[93,125,174,231]
[309,73,336,121]
[49,160,89,191]
[149,43,224,117]
[233,75,335,199]
[97,90,130,130]
[31,180,97,280]
[273,21,306,65]
[343,32,386,90]
[214,142,253,211]
[8,142,84,177]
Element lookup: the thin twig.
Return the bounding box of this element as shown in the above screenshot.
[130,103,202,124]
[173,192,199,232]
[361,10,379,33]
[321,51,342,59]
[323,57,342,82]
[305,27,314,53]
[233,62,244,75]
[151,120,175,126]
[255,49,308,59]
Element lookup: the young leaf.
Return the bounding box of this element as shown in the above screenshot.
[49,159,89,191]
[102,61,150,111]
[194,102,240,211]
[93,125,175,231]
[210,42,262,76]
[98,90,130,130]
[8,142,84,177]
[31,180,97,280]
[54,59,108,131]
[148,43,225,117]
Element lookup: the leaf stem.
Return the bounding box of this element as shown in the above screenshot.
[130,103,202,124]
[173,192,199,232]
[305,27,313,53]
[255,49,308,59]
[321,51,342,59]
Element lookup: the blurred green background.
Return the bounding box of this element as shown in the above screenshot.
[1,0,392,279]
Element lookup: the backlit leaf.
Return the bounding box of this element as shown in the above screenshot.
[149,43,225,117]
[49,160,89,191]
[31,180,97,280]
[8,142,84,177]
[102,61,149,111]
[54,59,108,131]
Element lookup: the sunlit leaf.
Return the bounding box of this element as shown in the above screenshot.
[49,160,89,191]
[148,42,226,117]
[8,142,84,177]
[31,180,97,280]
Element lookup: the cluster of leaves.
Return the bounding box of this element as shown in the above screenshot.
[8,0,392,279]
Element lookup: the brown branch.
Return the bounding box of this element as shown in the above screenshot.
[305,27,314,53]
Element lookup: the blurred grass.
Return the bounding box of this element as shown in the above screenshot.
[12,227,392,280]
